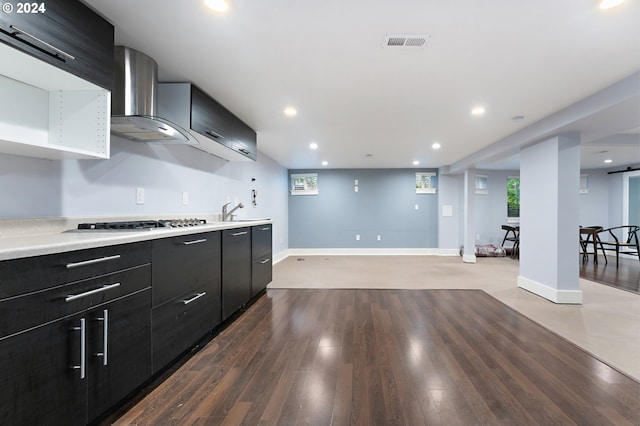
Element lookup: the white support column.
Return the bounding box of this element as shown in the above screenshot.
[462,168,476,263]
[517,135,582,304]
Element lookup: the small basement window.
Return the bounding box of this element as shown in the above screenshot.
[416,172,437,194]
[580,174,589,194]
[507,176,520,223]
[290,173,318,195]
[475,174,488,194]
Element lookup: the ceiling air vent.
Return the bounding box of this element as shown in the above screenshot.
[383,34,430,48]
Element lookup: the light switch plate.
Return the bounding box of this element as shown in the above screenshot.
[136,187,144,205]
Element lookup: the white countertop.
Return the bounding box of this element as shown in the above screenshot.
[0,219,271,261]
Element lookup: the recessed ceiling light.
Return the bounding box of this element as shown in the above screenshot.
[204,0,229,12]
[309,142,318,150]
[322,161,328,166]
[599,0,624,9]
[283,106,297,117]
[604,159,613,164]
[432,142,441,150]
[471,105,485,116]
[413,160,420,166]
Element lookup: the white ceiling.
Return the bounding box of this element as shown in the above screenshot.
[84,0,640,171]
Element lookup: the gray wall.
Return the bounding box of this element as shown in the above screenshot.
[288,169,439,248]
[474,170,518,246]
[0,136,290,255]
[471,168,626,247]
[437,171,463,250]
[579,169,612,228]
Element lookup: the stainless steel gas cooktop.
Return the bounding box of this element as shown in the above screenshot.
[71,218,207,232]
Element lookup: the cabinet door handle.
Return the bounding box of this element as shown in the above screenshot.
[9,25,76,60]
[238,148,250,155]
[65,283,121,302]
[182,238,207,245]
[260,258,271,264]
[231,231,248,236]
[71,318,86,379]
[65,254,121,269]
[95,309,108,366]
[183,292,206,305]
[207,130,224,139]
[259,227,271,231]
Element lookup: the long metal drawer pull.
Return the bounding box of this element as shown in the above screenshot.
[182,238,207,245]
[231,231,248,236]
[260,227,271,231]
[65,254,121,269]
[65,283,121,302]
[10,25,76,60]
[95,309,108,366]
[72,318,86,379]
[207,130,224,139]
[183,292,206,305]
[260,258,271,264]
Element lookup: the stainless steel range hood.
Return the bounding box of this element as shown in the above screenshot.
[111,46,195,143]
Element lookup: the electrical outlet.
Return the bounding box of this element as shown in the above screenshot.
[136,187,144,205]
[377,235,381,241]
[415,204,419,210]
[182,191,189,205]
[356,234,360,241]
[354,186,359,192]
[354,179,358,185]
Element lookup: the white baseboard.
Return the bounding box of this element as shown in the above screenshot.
[272,250,289,264]
[517,275,583,304]
[285,248,455,256]
[438,248,461,256]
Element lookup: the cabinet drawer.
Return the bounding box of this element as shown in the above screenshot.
[0,264,151,340]
[0,241,151,299]
[152,232,221,307]
[251,257,272,297]
[252,225,272,257]
[0,0,114,90]
[151,289,218,373]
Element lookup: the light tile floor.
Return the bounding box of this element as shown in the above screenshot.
[269,255,640,381]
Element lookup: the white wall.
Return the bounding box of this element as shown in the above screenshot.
[0,136,290,255]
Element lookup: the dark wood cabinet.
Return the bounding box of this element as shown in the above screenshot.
[222,227,252,320]
[232,116,258,161]
[151,232,222,372]
[158,83,257,161]
[251,225,272,297]
[0,244,152,425]
[191,85,234,145]
[0,311,88,425]
[0,0,114,90]
[87,289,152,421]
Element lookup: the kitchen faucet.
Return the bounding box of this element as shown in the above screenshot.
[221,201,244,221]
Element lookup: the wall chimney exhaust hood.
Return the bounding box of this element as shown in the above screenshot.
[111,46,195,143]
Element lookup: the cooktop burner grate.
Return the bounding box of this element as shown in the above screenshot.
[76,218,207,230]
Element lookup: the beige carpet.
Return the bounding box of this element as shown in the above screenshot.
[269,255,640,381]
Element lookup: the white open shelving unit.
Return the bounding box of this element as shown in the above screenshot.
[0,42,110,160]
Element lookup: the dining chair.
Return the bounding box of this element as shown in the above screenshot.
[597,225,640,267]
[501,225,519,259]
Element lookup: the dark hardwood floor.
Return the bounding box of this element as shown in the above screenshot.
[580,254,640,294]
[110,289,640,425]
